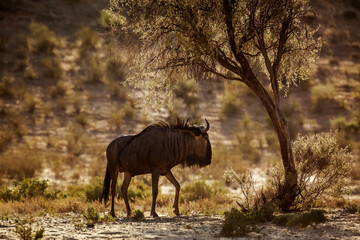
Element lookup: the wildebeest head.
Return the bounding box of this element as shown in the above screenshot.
[182,118,212,168]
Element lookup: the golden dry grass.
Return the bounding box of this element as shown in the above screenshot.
[0,197,85,216]
[0,193,234,217]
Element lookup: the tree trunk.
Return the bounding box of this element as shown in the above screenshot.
[245,79,298,210]
[269,107,298,210]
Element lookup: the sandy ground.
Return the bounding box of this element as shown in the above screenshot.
[0,209,359,239]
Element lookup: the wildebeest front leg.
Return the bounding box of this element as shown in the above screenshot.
[151,170,160,217]
[165,171,180,215]
[121,172,132,217]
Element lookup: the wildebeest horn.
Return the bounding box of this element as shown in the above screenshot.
[185,117,190,125]
[200,119,210,133]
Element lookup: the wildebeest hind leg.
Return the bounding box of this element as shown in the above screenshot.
[150,170,160,217]
[121,172,132,217]
[110,170,119,217]
[165,171,180,216]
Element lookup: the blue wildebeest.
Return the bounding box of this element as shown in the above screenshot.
[101,118,212,217]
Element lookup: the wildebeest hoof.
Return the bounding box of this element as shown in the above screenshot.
[173,210,180,216]
[151,212,159,217]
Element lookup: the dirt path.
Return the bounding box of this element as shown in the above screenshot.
[0,210,360,239]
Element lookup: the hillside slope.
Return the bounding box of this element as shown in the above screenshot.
[0,0,359,186]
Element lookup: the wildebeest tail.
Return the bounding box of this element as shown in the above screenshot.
[101,165,111,205]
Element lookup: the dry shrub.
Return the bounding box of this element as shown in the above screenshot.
[167,97,186,120]
[30,21,59,54]
[49,81,67,98]
[221,208,258,237]
[65,122,86,156]
[0,129,13,153]
[107,81,128,100]
[108,102,136,129]
[40,56,63,79]
[224,169,271,213]
[84,177,104,202]
[25,65,37,80]
[310,84,337,112]
[86,58,104,83]
[108,105,124,130]
[6,109,27,138]
[234,115,262,164]
[292,131,353,208]
[185,195,232,215]
[330,117,359,133]
[75,112,88,127]
[132,209,145,221]
[173,78,198,106]
[106,52,126,81]
[0,145,43,180]
[219,89,242,121]
[181,179,227,202]
[62,154,82,168]
[14,217,45,240]
[0,107,27,153]
[273,209,327,228]
[122,102,135,119]
[23,93,39,114]
[78,26,99,52]
[0,74,15,97]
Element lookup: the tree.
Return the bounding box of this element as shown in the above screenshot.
[107,0,321,209]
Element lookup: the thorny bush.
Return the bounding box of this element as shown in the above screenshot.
[271,130,352,209]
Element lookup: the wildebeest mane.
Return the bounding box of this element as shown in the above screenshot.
[139,118,191,135]
[119,118,192,151]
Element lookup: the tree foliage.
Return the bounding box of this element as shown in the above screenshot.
[109,0,320,103]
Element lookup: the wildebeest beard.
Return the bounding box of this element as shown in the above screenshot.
[181,140,212,168]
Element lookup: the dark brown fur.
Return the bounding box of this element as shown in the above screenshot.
[101,119,212,217]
